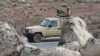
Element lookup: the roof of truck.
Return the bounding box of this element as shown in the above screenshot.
[45,17,59,20]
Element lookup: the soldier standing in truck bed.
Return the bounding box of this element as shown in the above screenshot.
[57,6,71,17]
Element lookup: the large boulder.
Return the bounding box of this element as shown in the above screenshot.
[81,38,100,56]
[81,26,100,56]
[58,16,93,51]
[0,22,21,56]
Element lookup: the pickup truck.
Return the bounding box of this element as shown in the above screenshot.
[23,17,62,42]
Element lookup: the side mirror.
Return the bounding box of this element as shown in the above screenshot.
[48,25,52,28]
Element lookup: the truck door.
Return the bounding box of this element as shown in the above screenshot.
[45,20,60,37]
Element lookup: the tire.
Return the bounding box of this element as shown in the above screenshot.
[33,33,42,43]
[26,34,33,42]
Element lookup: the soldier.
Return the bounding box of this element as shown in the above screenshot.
[57,6,71,17]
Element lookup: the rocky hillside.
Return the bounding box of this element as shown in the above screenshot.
[0,0,99,34]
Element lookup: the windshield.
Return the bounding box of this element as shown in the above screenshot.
[40,19,49,27]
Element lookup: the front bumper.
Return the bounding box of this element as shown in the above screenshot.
[23,32,32,37]
[23,32,33,41]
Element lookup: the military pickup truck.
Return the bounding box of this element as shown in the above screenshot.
[23,17,62,42]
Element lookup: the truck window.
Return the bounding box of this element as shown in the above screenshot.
[41,19,49,27]
[49,20,57,27]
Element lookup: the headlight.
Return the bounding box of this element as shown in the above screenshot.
[23,28,32,33]
[23,29,29,33]
[28,29,32,33]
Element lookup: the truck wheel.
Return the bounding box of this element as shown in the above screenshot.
[33,34,42,42]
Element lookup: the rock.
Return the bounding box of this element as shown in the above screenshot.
[20,46,81,56]
[92,26,100,39]
[0,22,21,56]
[58,16,93,51]
[81,38,100,56]
[9,0,18,3]
[77,0,100,3]
[18,0,26,3]
[61,41,80,51]
[33,10,42,16]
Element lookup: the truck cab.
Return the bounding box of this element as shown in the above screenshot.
[23,17,61,42]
